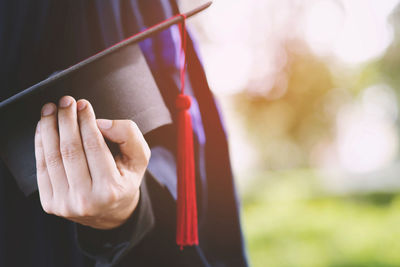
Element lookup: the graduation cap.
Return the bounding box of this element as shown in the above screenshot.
[0,2,211,247]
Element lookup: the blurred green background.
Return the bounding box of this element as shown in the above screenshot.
[183,0,400,266]
[243,169,400,267]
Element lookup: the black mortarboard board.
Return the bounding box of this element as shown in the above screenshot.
[0,2,211,196]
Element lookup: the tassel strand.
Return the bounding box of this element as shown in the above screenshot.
[175,14,199,248]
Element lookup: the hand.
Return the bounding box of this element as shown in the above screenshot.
[34,96,150,229]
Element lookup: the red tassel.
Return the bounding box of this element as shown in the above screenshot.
[175,94,198,248]
[174,13,198,249]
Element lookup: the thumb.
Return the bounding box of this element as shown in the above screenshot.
[96,119,151,170]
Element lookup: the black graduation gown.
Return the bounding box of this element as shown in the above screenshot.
[0,1,248,266]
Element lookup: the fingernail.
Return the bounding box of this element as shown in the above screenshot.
[59,96,72,108]
[77,100,87,111]
[42,103,55,116]
[97,119,113,129]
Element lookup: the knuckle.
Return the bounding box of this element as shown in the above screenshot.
[74,197,95,217]
[103,191,117,204]
[36,158,47,173]
[60,141,82,161]
[54,201,72,218]
[82,134,103,152]
[46,150,62,168]
[99,185,120,204]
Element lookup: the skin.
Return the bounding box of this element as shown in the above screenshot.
[34,95,151,230]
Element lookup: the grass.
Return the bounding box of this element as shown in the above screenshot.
[241,169,400,267]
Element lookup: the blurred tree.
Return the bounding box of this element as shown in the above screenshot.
[233,42,335,169]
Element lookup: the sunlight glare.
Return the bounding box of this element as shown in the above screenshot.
[303,0,399,65]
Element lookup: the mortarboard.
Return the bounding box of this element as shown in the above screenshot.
[0,1,211,248]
